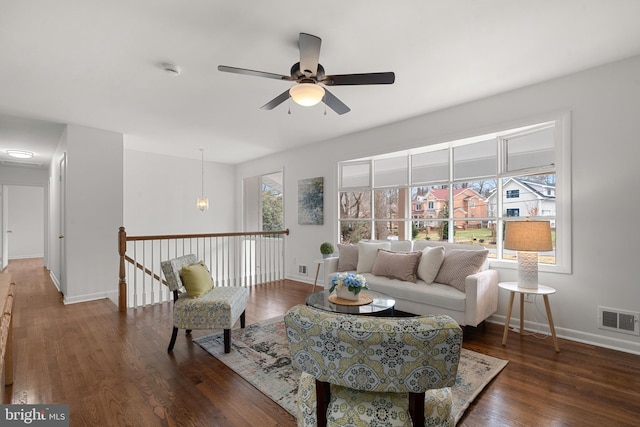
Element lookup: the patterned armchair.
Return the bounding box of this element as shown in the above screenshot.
[284,304,462,427]
[161,254,248,353]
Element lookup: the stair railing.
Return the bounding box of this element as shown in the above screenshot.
[118,227,289,311]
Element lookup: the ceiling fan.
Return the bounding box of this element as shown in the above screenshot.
[218,33,395,115]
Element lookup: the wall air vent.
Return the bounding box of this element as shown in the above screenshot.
[598,307,640,336]
[298,265,307,276]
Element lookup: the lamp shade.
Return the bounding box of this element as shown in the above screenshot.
[504,220,552,251]
[289,83,325,106]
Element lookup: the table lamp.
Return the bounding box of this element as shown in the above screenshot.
[504,220,552,289]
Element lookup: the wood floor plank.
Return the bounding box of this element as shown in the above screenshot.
[4,258,640,426]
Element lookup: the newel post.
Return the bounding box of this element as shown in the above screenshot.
[118,226,127,312]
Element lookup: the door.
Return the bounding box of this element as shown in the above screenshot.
[59,154,66,295]
[1,185,8,270]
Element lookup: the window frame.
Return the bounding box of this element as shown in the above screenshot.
[337,111,572,274]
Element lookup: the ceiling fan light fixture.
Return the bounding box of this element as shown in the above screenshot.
[289,83,325,106]
[6,150,34,159]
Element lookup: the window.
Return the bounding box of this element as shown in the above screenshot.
[338,114,571,273]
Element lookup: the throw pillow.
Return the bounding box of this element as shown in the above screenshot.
[416,246,445,284]
[179,261,213,298]
[337,244,358,271]
[371,249,422,282]
[434,249,489,292]
[356,241,391,273]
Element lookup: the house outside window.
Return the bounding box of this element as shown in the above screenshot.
[338,114,571,273]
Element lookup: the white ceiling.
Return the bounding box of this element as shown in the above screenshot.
[2,1,640,166]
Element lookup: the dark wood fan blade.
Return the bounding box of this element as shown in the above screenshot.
[323,89,350,115]
[218,65,294,81]
[260,89,291,110]
[321,72,395,86]
[299,33,321,77]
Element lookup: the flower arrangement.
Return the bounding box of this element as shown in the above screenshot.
[329,272,369,295]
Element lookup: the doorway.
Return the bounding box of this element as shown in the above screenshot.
[243,171,284,231]
[0,185,46,268]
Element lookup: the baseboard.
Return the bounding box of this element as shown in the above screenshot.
[8,254,44,260]
[285,274,316,286]
[63,291,114,305]
[49,271,61,292]
[488,314,640,356]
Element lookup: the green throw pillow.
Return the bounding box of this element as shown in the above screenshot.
[179,262,213,298]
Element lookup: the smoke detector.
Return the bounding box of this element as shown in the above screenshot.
[161,63,181,76]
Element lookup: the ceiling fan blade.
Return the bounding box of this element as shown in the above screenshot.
[321,72,395,86]
[323,89,351,115]
[218,65,294,81]
[299,33,321,77]
[260,89,291,110]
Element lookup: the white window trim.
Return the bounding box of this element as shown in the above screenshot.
[338,111,572,274]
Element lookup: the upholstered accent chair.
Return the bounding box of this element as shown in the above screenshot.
[160,254,248,353]
[284,304,462,427]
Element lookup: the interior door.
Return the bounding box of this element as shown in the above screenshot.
[59,154,66,295]
[1,185,8,270]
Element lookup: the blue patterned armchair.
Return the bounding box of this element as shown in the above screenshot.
[161,254,248,353]
[284,304,462,427]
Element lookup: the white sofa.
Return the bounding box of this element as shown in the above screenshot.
[324,240,498,327]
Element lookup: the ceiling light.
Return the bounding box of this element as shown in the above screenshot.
[6,150,34,159]
[289,83,325,106]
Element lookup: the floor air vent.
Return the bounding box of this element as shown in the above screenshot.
[598,307,640,336]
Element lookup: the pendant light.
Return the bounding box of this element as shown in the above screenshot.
[196,149,209,211]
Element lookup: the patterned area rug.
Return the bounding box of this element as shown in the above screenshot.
[195,316,507,425]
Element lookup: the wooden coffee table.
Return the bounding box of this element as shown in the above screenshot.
[306,289,396,316]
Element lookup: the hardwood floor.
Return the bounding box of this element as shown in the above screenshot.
[4,258,640,426]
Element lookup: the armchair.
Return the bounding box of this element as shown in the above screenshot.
[284,304,462,427]
[161,254,248,353]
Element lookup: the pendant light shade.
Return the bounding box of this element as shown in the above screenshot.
[197,149,209,211]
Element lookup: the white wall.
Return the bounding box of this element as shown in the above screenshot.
[7,185,44,259]
[124,149,235,236]
[49,124,124,305]
[235,54,640,354]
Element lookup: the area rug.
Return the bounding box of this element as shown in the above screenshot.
[195,316,507,425]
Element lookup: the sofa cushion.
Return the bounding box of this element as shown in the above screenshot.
[371,249,422,282]
[357,241,391,273]
[414,240,490,271]
[434,249,489,292]
[416,246,445,284]
[337,244,358,271]
[179,261,213,298]
[362,273,466,312]
[364,240,412,252]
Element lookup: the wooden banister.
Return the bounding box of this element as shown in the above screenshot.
[125,229,290,242]
[118,227,289,311]
[124,255,166,286]
[118,227,127,312]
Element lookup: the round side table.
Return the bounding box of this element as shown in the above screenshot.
[499,282,559,352]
